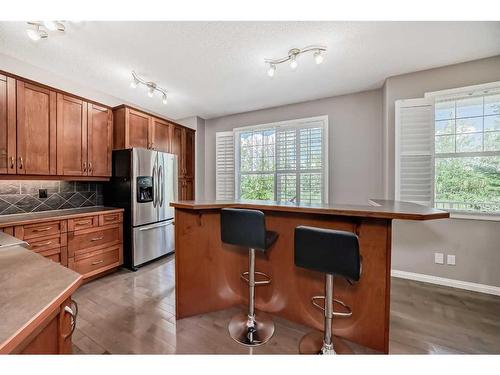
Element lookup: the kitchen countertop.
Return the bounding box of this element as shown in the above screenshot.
[170,199,449,221]
[0,243,82,353]
[0,206,124,227]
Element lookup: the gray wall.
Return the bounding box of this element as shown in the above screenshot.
[383,56,500,287]
[204,89,384,204]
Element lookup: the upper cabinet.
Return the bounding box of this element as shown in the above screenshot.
[87,103,113,177]
[0,74,16,174]
[17,81,57,175]
[57,94,88,176]
[0,71,113,179]
[151,117,171,153]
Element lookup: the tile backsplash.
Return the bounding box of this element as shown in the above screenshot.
[0,181,104,215]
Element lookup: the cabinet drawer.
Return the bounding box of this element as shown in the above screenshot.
[27,234,65,253]
[21,221,65,240]
[68,216,98,231]
[98,212,123,226]
[72,246,120,276]
[68,225,121,257]
[38,247,68,266]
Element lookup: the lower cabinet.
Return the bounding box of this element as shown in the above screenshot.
[16,298,77,354]
[3,210,123,280]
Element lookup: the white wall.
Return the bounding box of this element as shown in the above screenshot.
[204,89,384,204]
[383,56,500,287]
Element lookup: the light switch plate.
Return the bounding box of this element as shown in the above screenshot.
[434,252,444,264]
[447,254,456,265]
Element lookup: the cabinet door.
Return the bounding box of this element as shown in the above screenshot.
[151,117,171,152]
[183,129,195,178]
[56,94,88,176]
[88,104,112,176]
[127,109,151,149]
[0,75,16,174]
[171,125,183,175]
[180,178,194,200]
[16,81,57,175]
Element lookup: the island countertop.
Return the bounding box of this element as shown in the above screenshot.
[0,244,83,353]
[170,199,449,221]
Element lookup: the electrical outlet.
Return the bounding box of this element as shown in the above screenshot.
[447,254,456,266]
[434,252,444,265]
[38,188,47,199]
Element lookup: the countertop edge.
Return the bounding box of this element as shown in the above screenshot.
[0,273,83,354]
[0,207,124,228]
[170,201,450,221]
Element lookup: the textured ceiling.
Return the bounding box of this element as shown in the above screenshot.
[0,21,499,120]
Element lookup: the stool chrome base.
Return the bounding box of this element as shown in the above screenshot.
[228,310,275,347]
[299,331,353,355]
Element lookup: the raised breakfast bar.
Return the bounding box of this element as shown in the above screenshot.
[171,199,449,353]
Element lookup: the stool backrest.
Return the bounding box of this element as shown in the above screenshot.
[294,226,361,281]
[220,208,268,251]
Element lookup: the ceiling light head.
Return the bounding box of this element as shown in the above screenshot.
[314,50,324,65]
[43,21,58,31]
[267,63,276,78]
[162,93,168,105]
[130,72,139,89]
[290,55,298,70]
[26,25,47,41]
[147,84,156,98]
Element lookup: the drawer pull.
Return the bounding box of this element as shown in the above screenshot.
[32,241,52,247]
[90,236,104,241]
[104,216,117,221]
[76,220,92,225]
[91,260,104,265]
[63,300,78,339]
[33,227,52,232]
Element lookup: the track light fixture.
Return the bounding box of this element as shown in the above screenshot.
[130,71,169,105]
[264,45,326,77]
[26,21,65,41]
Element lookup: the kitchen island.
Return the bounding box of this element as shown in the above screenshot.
[171,199,449,353]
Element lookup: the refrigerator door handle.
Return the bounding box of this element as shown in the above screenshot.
[152,163,157,208]
[159,164,164,207]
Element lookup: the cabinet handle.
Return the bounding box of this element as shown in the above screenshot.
[104,215,117,221]
[32,241,52,247]
[19,156,23,169]
[91,259,104,265]
[33,227,52,232]
[63,300,78,339]
[83,162,87,172]
[76,220,91,225]
[10,156,14,169]
[88,162,92,173]
[90,236,104,241]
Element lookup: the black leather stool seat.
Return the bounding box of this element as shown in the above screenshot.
[221,208,278,251]
[294,226,360,281]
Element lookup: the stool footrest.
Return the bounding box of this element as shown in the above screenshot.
[241,271,272,286]
[311,296,352,318]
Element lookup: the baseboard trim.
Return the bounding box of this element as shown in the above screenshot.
[391,270,500,296]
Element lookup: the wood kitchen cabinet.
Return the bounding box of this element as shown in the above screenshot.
[0,74,16,174]
[180,178,194,200]
[87,103,113,177]
[0,71,113,179]
[170,125,195,200]
[151,116,172,152]
[16,80,57,175]
[57,94,88,176]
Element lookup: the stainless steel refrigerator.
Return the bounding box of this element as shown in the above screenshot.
[104,148,177,270]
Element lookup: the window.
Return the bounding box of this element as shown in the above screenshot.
[233,117,328,204]
[395,83,500,216]
[434,92,500,213]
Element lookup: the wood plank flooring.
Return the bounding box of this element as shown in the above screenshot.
[72,255,500,354]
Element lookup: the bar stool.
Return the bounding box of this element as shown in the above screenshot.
[220,208,278,346]
[294,226,361,355]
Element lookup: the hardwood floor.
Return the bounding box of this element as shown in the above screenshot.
[72,255,500,354]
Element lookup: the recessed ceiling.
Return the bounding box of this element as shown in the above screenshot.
[0,21,499,120]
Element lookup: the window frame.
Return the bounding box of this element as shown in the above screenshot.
[425,82,500,219]
[234,115,329,204]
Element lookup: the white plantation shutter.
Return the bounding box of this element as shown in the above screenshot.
[216,131,235,200]
[395,98,435,206]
